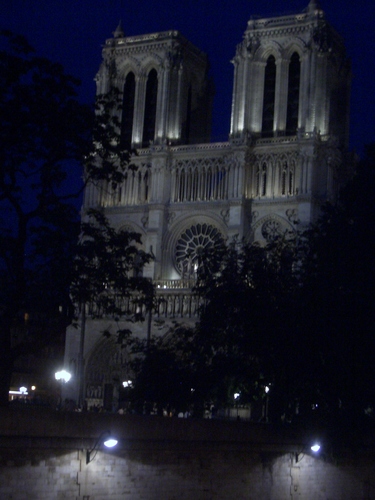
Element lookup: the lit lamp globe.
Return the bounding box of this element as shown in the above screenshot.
[104,437,118,448]
[311,443,321,453]
[55,370,72,383]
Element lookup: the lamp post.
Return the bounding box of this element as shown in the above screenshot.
[55,370,72,409]
[295,441,322,463]
[86,430,118,464]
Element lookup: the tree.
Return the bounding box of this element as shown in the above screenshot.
[69,209,154,406]
[70,210,153,318]
[0,31,95,405]
[187,235,304,419]
[0,31,153,407]
[298,145,375,429]
[127,235,302,419]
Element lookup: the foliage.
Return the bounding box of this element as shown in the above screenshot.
[70,209,154,330]
[0,30,91,312]
[297,144,375,427]
[129,144,375,428]
[128,235,302,417]
[85,86,135,190]
[126,331,194,415]
[0,31,148,406]
[0,31,95,405]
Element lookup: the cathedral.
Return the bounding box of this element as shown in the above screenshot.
[63,0,351,409]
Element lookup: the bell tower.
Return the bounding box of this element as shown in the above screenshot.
[230,0,351,146]
[228,0,351,238]
[95,23,213,148]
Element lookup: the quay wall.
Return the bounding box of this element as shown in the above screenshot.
[0,408,374,499]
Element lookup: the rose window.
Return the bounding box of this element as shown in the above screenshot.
[175,223,223,277]
[261,219,283,242]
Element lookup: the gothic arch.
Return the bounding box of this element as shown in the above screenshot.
[140,54,163,75]
[250,214,295,244]
[254,42,282,63]
[118,223,146,249]
[282,42,304,61]
[85,335,131,406]
[117,57,141,81]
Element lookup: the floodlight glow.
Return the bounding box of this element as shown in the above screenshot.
[234,392,240,400]
[19,386,27,394]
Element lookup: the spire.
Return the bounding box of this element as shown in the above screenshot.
[113,20,124,39]
[307,0,322,14]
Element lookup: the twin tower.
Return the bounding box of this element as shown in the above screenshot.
[86,0,351,284]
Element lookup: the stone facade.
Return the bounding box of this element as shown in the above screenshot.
[63,1,352,407]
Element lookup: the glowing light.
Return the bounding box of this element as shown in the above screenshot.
[234,392,240,400]
[311,443,321,453]
[86,432,118,464]
[122,380,133,388]
[9,390,28,395]
[104,438,118,448]
[55,370,72,383]
[19,386,27,394]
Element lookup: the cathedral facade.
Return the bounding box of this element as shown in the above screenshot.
[64,1,351,408]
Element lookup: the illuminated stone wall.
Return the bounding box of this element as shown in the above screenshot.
[0,408,374,499]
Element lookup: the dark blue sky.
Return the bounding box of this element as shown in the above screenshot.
[3,0,374,155]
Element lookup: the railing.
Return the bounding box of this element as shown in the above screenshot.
[155,292,203,319]
[84,280,202,320]
[154,279,196,290]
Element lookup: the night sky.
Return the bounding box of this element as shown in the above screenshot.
[3,0,375,156]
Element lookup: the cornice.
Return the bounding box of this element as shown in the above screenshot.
[102,31,207,62]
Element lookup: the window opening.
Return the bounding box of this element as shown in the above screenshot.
[142,69,158,147]
[286,53,300,136]
[262,56,276,137]
[121,72,135,148]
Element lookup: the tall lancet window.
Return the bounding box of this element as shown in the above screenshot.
[181,85,192,144]
[286,52,300,136]
[142,69,158,147]
[262,55,276,137]
[121,72,135,148]
[281,162,287,195]
[261,163,267,196]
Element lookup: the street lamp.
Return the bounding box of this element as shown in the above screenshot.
[86,431,118,464]
[55,370,72,383]
[311,443,321,453]
[295,441,322,463]
[55,370,72,409]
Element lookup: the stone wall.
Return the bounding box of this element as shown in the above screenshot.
[0,408,375,499]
